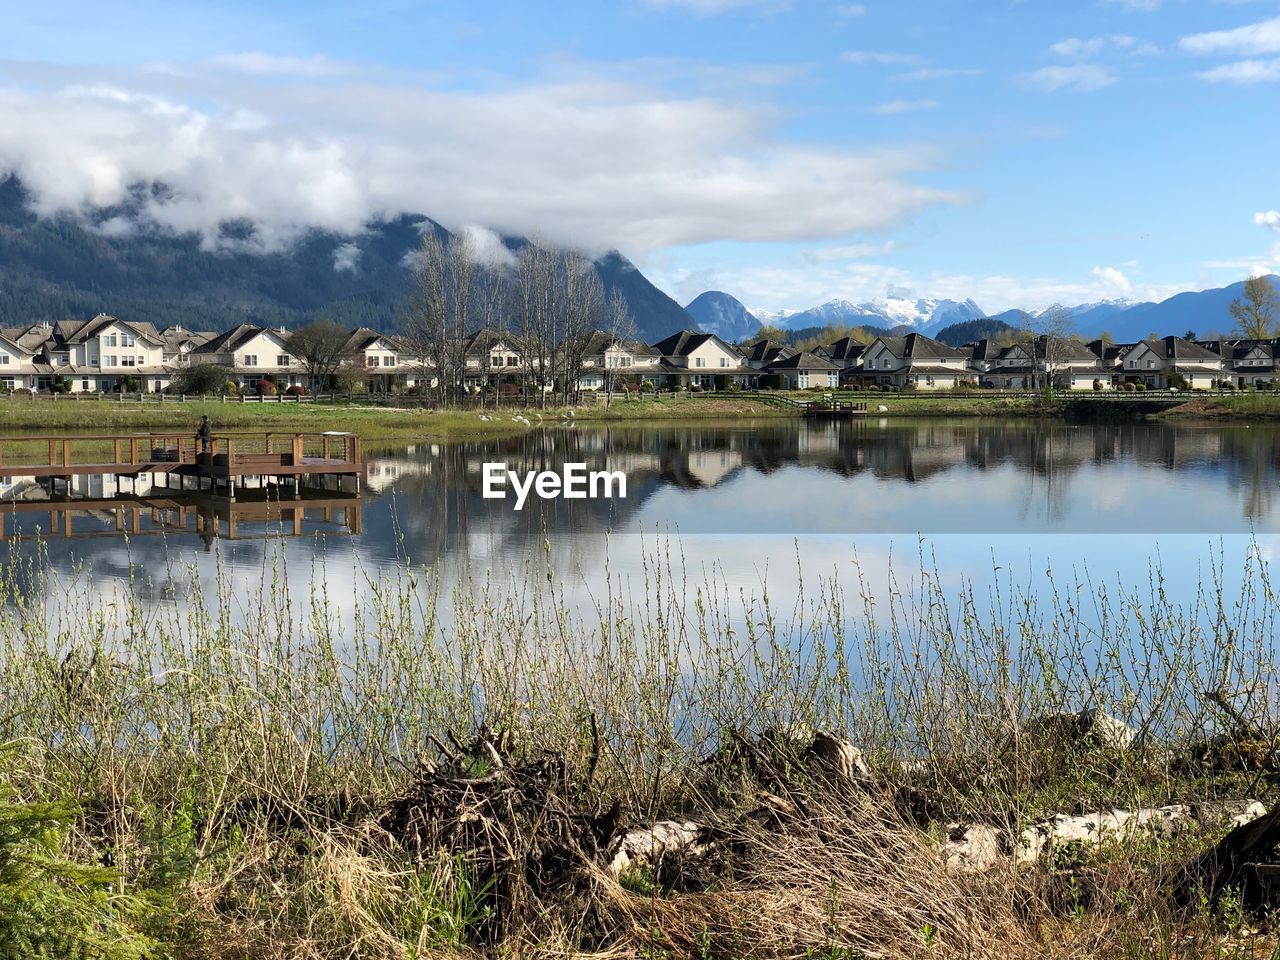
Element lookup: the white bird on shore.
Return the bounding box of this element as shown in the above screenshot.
[478,413,492,421]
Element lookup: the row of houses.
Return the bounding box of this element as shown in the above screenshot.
[0,313,1274,394]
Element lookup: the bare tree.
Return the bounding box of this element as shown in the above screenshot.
[1230,275,1279,340]
[404,229,480,405]
[559,255,607,404]
[602,289,639,406]
[1016,306,1075,393]
[287,318,354,391]
[513,240,566,407]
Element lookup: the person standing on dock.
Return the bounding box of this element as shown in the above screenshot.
[196,415,212,455]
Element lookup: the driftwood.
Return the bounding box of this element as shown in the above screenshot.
[1173,802,1280,909]
[942,801,1266,873]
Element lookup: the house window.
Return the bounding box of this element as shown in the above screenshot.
[56,355,67,366]
[798,373,809,388]
[121,357,136,367]
[0,378,13,390]
[278,355,291,366]
[1146,361,1154,369]
[882,359,890,369]
[695,357,706,367]
[366,356,379,367]
[0,355,9,366]
[382,356,395,367]
[105,355,117,367]
[491,354,503,367]
[103,334,117,347]
[81,378,90,392]
[243,355,258,367]
[120,333,135,347]
[506,356,518,366]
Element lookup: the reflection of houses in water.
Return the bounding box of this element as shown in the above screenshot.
[685,449,744,488]
[364,455,433,492]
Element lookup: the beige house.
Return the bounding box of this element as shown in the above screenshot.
[191,324,301,391]
[858,333,970,389]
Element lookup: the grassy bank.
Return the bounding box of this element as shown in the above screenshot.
[1,543,1278,958]
[0,394,792,440]
[1160,393,1280,421]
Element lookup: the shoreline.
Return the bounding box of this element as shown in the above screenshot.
[0,391,1277,439]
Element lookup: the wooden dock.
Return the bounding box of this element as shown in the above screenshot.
[803,399,868,419]
[0,431,362,498]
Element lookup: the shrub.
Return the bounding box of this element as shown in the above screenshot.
[689,384,703,393]
[1133,383,1147,392]
[223,380,240,396]
[10,388,31,397]
[285,384,306,396]
[498,382,520,396]
[1093,379,1103,391]
[1168,372,1190,391]
[255,379,277,397]
[1221,382,1237,392]
[174,364,232,396]
[641,381,655,393]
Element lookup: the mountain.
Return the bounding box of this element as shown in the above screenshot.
[1088,280,1271,342]
[750,306,798,327]
[684,291,762,341]
[932,317,1018,347]
[0,175,694,343]
[778,296,986,336]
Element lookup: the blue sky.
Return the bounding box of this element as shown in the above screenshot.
[2,0,1279,312]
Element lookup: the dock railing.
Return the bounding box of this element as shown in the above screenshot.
[0,431,360,475]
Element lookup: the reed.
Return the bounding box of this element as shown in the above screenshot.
[0,538,1275,957]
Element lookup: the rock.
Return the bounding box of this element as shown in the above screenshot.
[1023,708,1136,751]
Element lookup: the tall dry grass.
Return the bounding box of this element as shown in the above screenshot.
[0,537,1276,955]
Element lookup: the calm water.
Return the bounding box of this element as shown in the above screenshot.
[5,417,1279,617]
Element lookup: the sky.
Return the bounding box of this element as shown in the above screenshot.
[1,0,1280,313]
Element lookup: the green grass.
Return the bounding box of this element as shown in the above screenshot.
[1160,392,1280,420]
[0,394,793,440]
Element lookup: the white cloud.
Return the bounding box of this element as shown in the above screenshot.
[1197,58,1280,82]
[0,59,965,254]
[1181,16,1280,55]
[1024,64,1118,92]
[870,98,938,114]
[1091,265,1134,295]
[836,4,868,16]
[643,0,788,13]
[1256,210,1280,230]
[1105,0,1161,10]
[203,53,357,77]
[1050,35,1137,58]
[800,241,896,263]
[840,50,926,65]
[332,242,361,272]
[892,67,981,81]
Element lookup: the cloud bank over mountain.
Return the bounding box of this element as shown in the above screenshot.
[0,56,961,256]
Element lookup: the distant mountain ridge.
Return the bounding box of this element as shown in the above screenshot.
[0,175,695,343]
[706,278,1280,345]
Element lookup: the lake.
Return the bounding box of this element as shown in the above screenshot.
[3,417,1277,622]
